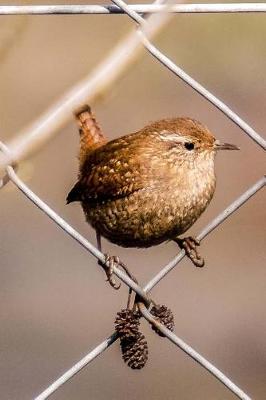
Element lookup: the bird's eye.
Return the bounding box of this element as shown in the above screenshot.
[184,142,195,151]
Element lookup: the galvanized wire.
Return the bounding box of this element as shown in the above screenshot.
[144,175,266,292]
[6,164,264,400]
[3,157,265,400]
[1,4,266,15]
[112,0,266,148]
[0,2,173,173]
[34,333,119,400]
[1,4,266,171]
[0,3,265,400]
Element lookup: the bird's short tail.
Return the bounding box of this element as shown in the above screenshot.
[74,104,107,168]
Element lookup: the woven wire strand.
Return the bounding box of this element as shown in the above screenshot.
[0,3,265,400]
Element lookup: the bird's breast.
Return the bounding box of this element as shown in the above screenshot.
[82,161,216,247]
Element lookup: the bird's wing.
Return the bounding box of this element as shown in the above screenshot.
[67,132,161,204]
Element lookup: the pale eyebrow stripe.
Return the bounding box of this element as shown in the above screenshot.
[158,131,186,143]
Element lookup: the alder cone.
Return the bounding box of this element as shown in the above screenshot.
[115,308,140,340]
[150,304,175,337]
[120,332,148,370]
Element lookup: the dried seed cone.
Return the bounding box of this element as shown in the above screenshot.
[115,309,140,340]
[150,304,175,337]
[120,332,148,369]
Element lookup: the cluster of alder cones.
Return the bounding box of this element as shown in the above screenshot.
[114,304,174,369]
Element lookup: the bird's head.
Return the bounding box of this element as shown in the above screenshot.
[145,117,239,168]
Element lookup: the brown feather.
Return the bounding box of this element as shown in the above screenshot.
[67,116,218,247]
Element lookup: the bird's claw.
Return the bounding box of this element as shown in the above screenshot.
[176,236,204,268]
[102,254,121,290]
[99,252,138,308]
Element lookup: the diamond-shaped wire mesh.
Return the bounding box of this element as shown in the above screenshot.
[0,3,265,400]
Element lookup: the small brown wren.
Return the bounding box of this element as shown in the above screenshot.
[67,106,239,282]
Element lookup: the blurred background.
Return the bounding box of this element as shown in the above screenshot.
[0,0,265,399]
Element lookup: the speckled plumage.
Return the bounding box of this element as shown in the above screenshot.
[67,116,218,248]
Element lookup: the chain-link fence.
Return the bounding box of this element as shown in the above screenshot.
[0,3,265,400]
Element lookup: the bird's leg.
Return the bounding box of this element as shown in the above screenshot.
[174,236,205,268]
[96,231,138,304]
[96,231,120,289]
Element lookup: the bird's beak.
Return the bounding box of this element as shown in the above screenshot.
[214,140,240,151]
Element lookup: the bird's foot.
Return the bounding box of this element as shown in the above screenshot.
[99,255,138,292]
[99,255,121,290]
[175,236,204,268]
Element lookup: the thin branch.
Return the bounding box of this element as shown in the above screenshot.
[0,3,266,15]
